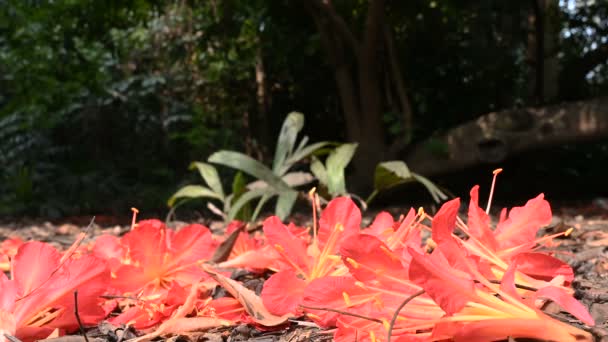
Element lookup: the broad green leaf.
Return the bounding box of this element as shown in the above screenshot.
[167,185,222,207]
[209,151,291,192]
[279,141,331,176]
[412,173,448,203]
[326,143,358,195]
[272,112,305,174]
[275,190,298,221]
[227,188,271,221]
[374,161,413,191]
[189,162,224,199]
[310,156,328,185]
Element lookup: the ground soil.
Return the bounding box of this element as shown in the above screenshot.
[1,200,608,342]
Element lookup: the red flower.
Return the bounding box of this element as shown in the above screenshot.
[1,242,109,342]
[261,197,360,317]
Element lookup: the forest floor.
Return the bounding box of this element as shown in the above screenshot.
[1,200,608,342]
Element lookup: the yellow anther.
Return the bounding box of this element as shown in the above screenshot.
[382,318,390,331]
[308,187,317,197]
[380,245,399,261]
[565,227,574,236]
[326,254,342,262]
[342,291,352,306]
[346,257,359,269]
[493,168,503,175]
[306,313,321,320]
[355,281,367,289]
[274,244,285,252]
[335,223,344,232]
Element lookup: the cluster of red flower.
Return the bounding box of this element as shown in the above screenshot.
[0,184,594,342]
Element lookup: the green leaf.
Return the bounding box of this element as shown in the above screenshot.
[227,188,271,221]
[310,156,328,185]
[209,151,291,192]
[373,161,413,191]
[412,173,449,203]
[231,171,251,221]
[189,162,224,199]
[167,185,222,207]
[251,192,273,222]
[275,190,298,221]
[279,141,331,176]
[326,143,358,195]
[272,112,304,174]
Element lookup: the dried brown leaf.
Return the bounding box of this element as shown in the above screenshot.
[201,264,293,326]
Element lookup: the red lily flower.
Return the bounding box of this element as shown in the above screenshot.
[408,241,594,341]
[0,241,109,342]
[93,219,218,329]
[96,219,217,294]
[261,197,360,317]
[433,190,574,292]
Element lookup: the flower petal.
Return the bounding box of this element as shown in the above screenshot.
[513,252,574,284]
[494,194,552,250]
[318,197,361,249]
[261,270,306,316]
[467,186,498,250]
[409,248,474,315]
[340,234,408,285]
[534,286,594,326]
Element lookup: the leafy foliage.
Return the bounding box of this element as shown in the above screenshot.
[1,0,607,215]
[170,112,327,222]
[368,161,448,204]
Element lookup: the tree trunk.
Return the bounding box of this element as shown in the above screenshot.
[302,0,407,192]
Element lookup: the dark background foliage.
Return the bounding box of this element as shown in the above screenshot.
[1,0,606,217]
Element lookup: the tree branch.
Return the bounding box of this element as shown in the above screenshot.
[384,22,413,146]
[306,0,360,56]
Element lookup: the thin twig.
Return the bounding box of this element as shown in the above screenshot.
[486,279,538,292]
[99,294,142,301]
[299,304,383,324]
[387,289,426,342]
[3,334,22,342]
[74,291,90,342]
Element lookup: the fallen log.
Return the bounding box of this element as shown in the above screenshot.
[405,97,608,176]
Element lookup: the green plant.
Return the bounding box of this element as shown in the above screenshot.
[366,161,448,204]
[310,143,358,198]
[169,112,329,222]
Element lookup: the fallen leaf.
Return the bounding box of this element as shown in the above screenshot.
[210,222,246,263]
[201,264,293,326]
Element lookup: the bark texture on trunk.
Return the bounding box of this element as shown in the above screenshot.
[302,0,413,191]
[405,97,608,176]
